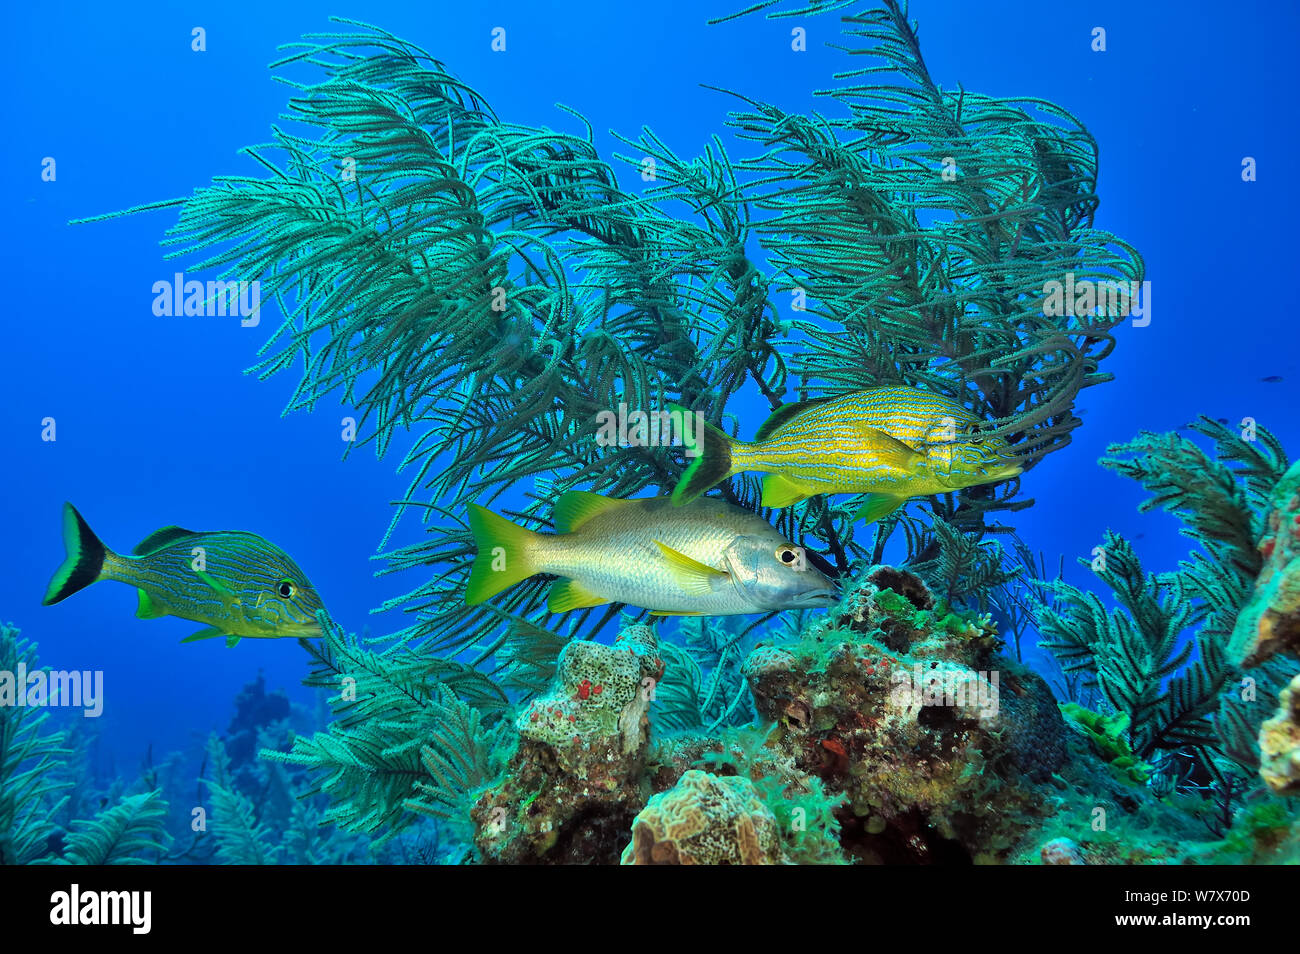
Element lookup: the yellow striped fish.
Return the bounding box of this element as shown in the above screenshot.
[42,503,324,648]
[464,492,836,616]
[670,387,1022,523]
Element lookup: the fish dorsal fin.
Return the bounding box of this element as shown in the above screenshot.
[653,541,728,596]
[754,397,834,443]
[547,578,610,614]
[552,491,629,534]
[133,526,199,555]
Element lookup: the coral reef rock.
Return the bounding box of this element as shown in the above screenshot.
[470,625,664,863]
[741,566,1068,863]
[1232,460,1300,668]
[621,769,785,865]
[1039,837,1086,865]
[1260,673,1300,796]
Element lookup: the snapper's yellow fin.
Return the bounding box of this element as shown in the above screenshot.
[552,491,630,534]
[181,626,227,643]
[135,589,166,620]
[852,493,906,525]
[653,541,728,596]
[855,426,925,470]
[465,504,542,606]
[761,473,818,509]
[547,578,609,614]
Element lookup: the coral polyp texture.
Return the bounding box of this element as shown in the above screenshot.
[1259,673,1300,796]
[1232,460,1300,668]
[516,625,664,760]
[621,770,785,865]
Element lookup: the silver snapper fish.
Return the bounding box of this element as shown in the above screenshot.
[464,492,836,616]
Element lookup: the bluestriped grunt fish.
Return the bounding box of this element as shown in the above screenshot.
[670,387,1022,523]
[465,492,836,616]
[42,503,324,647]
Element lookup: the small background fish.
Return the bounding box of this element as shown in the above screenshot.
[43,503,324,647]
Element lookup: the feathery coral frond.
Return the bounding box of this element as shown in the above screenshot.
[78,6,1143,658]
[0,622,72,866]
[262,614,511,841]
[58,790,171,866]
[1038,420,1288,766]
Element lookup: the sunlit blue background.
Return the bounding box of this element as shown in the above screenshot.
[5,0,1297,771]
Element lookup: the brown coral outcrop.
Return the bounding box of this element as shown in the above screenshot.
[471,625,665,863]
[741,568,1067,863]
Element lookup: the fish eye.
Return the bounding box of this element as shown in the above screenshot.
[277,579,296,599]
[776,545,801,565]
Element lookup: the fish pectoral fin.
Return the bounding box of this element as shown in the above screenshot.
[194,569,233,596]
[653,541,728,596]
[181,625,227,643]
[225,635,242,649]
[649,610,704,617]
[855,427,925,470]
[853,493,906,525]
[761,473,817,509]
[547,578,610,614]
[135,589,166,620]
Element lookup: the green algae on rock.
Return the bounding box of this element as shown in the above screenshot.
[1058,703,1152,785]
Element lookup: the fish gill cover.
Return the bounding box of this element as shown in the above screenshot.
[9,0,1293,870]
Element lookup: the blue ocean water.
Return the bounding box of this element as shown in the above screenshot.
[5,0,1297,784]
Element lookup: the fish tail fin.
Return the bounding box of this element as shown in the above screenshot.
[465,504,541,606]
[671,407,740,505]
[43,503,113,605]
